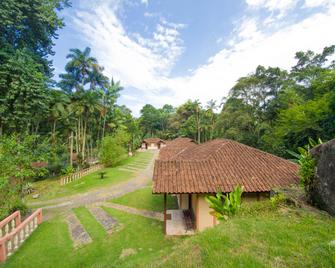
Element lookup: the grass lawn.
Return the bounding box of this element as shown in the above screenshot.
[2,206,181,268]
[152,201,335,267]
[27,151,154,203]
[2,198,335,267]
[111,186,179,212]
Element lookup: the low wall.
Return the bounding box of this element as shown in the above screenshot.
[0,209,42,262]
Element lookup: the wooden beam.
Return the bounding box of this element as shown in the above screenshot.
[164,193,167,235]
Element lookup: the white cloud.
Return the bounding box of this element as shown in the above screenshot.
[246,0,296,12]
[303,0,334,8]
[141,0,149,6]
[71,0,335,116]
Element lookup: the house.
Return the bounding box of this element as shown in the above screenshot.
[152,138,299,235]
[141,138,166,150]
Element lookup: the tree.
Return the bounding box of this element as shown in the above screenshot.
[59,47,100,92]
[0,50,49,134]
[100,130,130,167]
[0,0,69,76]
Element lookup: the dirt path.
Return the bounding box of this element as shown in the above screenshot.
[30,150,158,214]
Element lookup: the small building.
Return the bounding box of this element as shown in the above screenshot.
[141,138,166,150]
[153,138,299,235]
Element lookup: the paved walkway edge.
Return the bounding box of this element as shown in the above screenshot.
[66,212,92,248]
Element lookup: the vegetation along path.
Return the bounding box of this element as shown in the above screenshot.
[29,150,159,212]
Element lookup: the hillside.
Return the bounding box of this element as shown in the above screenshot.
[153,201,335,268]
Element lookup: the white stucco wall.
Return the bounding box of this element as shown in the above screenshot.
[148,143,158,149]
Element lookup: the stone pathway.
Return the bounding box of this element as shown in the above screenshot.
[88,206,119,233]
[103,202,163,221]
[66,212,92,248]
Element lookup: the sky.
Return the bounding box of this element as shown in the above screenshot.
[52,0,335,116]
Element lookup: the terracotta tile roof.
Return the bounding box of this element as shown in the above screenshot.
[143,138,165,144]
[153,139,299,194]
[158,137,197,160]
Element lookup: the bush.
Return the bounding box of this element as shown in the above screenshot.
[205,185,243,221]
[270,193,286,208]
[0,177,27,220]
[61,166,75,175]
[287,138,322,196]
[100,130,130,167]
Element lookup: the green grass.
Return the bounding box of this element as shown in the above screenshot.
[73,207,106,240]
[111,186,179,212]
[2,207,181,268]
[152,201,335,268]
[2,198,335,267]
[27,151,154,203]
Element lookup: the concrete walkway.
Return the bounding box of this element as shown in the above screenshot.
[88,206,119,233]
[66,212,92,248]
[30,150,159,213]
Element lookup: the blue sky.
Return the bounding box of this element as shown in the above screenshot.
[52,0,335,116]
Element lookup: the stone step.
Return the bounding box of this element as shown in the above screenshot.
[66,212,92,248]
[88,206,119,233]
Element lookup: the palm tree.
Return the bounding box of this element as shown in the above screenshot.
[71,90,102,163]
[63,47,98,91]
[206,100,217,140]
[88,63,108,90]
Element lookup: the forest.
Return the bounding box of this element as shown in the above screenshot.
[141,47,335,157]
[1,0,335,218]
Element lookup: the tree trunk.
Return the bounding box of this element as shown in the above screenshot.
[82,120,87,162]
[70,131,73,167]
[102,114,107,139]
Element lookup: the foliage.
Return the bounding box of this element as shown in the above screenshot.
[0,49,49,133]
[270,193,286,208]
[0,135,50,183]
[287,138,323,194]
[205,185,243,221]
[0,177,27,221]
[61,166,75,175]
[100,130,130,167]
[0,0,69,75]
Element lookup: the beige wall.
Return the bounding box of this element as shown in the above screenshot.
[195,194,216,231]
[192,192,270,232]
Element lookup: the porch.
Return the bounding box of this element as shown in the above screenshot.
[165,209,195,235]
[163,193,195,236]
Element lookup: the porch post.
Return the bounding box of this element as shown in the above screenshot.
[164,193,167,235]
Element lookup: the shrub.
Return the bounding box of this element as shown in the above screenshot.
[61,166,75,175]
[270,193,286,208]
[0,177,27,220]
[205,185,244,221]
[100,130,130,167]
[287,138,322,195]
